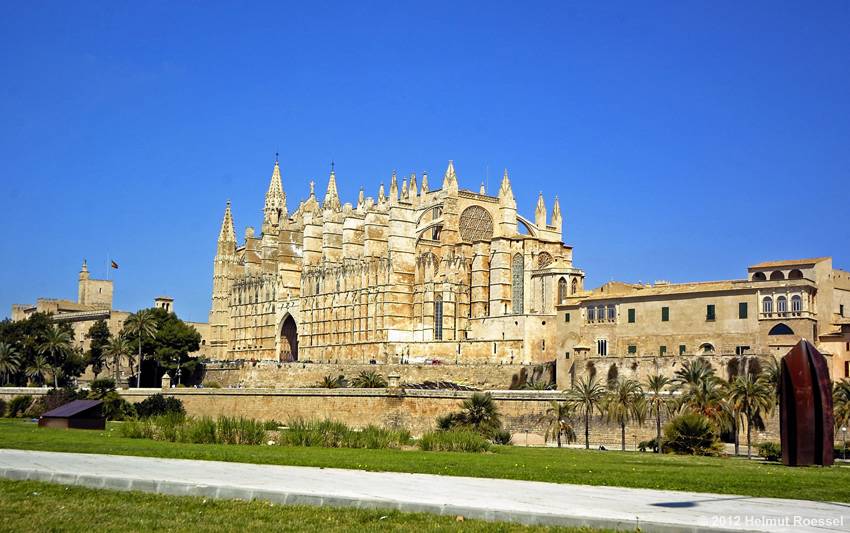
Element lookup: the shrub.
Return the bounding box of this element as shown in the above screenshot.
[7,395,33,417]
[118,418,156,439]
[135,394,185,418]
[202,381,222,388]
[318,374,347,388]
[436,393,504,440]
[350,371,387,388]
[662,412,723,456]
[279,419,410,449]
[181,417,218,444]
[88,377,116,398]
[217,416,266,445]
[263,419,282,430]
[638,438,659,452]
[758,441,782,462]
[492,429,513,445]
[417,429,491,453]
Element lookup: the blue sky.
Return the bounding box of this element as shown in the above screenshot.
[1,1,848,323]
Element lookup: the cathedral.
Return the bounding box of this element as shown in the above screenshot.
[208,158,584,365]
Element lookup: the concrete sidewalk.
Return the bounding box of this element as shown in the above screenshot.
[1,449,847,533]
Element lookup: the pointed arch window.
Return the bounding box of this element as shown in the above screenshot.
[511,253,524,314]
[571,277,578,295]
[434,294,444,340]
[558,277,568,303]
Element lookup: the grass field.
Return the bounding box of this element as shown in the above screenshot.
[0,479,608,532]
[1,419,849,503]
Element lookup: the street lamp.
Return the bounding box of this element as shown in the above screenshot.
[176,367,182,387]
[842,427,847,461]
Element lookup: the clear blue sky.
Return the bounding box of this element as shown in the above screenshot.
[1,1,848,323]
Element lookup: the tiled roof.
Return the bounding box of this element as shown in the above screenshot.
[748,257,829,269]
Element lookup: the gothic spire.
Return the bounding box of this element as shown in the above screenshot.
[420,172,429,196]
[263,157,287,225]
[218,200,236,243]
[498,168,515,207]
[409,173,418,199]
[323,167,341,212]
[389,170,399,203]
[535,191,547,228]
[551,195,563,233]
[442,160,458,193]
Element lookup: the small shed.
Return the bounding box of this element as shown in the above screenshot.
[38,399,105,430]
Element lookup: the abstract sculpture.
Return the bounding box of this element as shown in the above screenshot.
[779,340,834,466]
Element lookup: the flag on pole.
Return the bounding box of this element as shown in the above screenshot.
[111,260,119,269]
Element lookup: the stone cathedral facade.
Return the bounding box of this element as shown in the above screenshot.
[208,158,584,365]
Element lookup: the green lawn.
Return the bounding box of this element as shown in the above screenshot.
[0,479,607,533]
[1,419,849,503]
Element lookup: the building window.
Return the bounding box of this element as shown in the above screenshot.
[434,295,443,340]
[659,345,667,356]
[791,295,802,316]
[564,312,570,323]
[571,278,578,295]
[762,296,773,315]
[627,344,637,354]
[706,304,716,321]
[841,304,845,317]
[679,344,686,355]
[587,307,595,322]
[558,277,568,303]
[845,361,849,378]
[777,296,787,316]
[597,339,608,356]
[607,305,616,322]
[661,307,669,322]
[627,308,635,323]
[511,254,524,314]
[597,305,605,322]
[735,346,751,355]
[699,343,715,354]
[739,302,748,319]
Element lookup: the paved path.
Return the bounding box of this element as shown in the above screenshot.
[1,449,847,533]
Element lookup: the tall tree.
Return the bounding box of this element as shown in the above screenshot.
[603,378,646,451]
[542,401,577,448]
[727,372,774,459]
[26,354,51,386]
[0,342,22,385]
[124,309,158,388]
[674,358,729,431]
[567,376,606,449]
[644,374,673,451]
[38,325,73,389]
[835,380,850,434]
[85,319,111,379]
[104,335,131,384]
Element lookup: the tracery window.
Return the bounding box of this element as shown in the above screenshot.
[558,277,567,303]
[571,277,578,295]
[459,205,494,242]
[511,253,524,314]
[434,294,444,340]
[537,252,553,269]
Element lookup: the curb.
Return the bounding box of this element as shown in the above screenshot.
[0,467,757,533]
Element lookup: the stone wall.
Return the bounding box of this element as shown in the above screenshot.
[202,361,539,390]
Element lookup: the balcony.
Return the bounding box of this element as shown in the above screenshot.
[759,310,814,320]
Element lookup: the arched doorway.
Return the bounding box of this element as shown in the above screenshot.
[280,315,298,362]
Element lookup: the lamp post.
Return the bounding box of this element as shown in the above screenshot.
[176,367,182,387]
[842,427,847,461]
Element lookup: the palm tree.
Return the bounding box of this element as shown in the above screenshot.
[350,370,387,388]
[674,358,728,430]
[603,378,646,451]
[459,392,502,436]
[104,336,131,384]
[567,376,606,449]
[318,374,346,388]
[542,401,577,448]
[0,342,22,385]
[38,325,73,388]
[726,372,774,459]
[125,310,158,388]
[763,356,781,400]
[835,380,850,433]
[26,355,51,386]
[645,374,673,451]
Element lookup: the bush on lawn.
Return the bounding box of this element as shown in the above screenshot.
[662,412,723,456]
[7,395,33,417]
[434,392,508,444]
[638,438,659,452]
[279,419,411,449]
[86,378,136,420]
[135,394,185,419]
[417,429,491,452]
[118,413,266,445]
[757,441,781,462]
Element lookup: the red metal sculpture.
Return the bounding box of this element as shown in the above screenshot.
[779,340,834,466]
